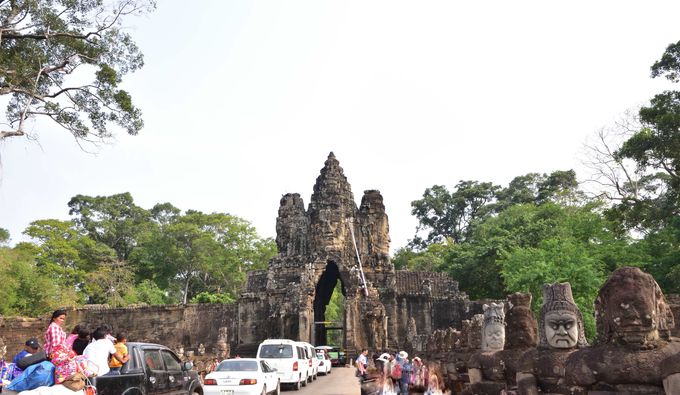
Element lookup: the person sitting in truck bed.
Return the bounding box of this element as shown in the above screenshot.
[84,327,128,376]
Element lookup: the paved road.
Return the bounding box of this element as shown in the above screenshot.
[283,366,360,395]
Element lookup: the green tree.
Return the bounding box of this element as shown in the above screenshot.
[440,202,642,305]
[392,243,447,271]
[608,39,680,233]
[21,219,115,291]
[82,260,137,306]
[0,246,75,315]
[133,279,168,305]
[324,282,345,346]
[0,228,9,245]
[0,0,155,142]
[410,172,581,251]
[501,238,606,340]
[410,181,500,248]
[68,193,151,261]
[132,210,277,304]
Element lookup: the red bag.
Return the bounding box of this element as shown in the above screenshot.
[390,362,402,380]
[85,376,97,395]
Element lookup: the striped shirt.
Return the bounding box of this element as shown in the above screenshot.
[44,322,66,356]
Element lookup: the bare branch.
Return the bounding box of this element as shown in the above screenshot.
[0,130,25,138]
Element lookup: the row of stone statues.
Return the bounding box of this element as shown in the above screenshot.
[466,266,680,394]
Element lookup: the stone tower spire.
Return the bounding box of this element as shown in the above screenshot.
[275,193,309,256]
[308,152,357,254]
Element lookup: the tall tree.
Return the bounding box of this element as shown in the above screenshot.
[410,171,581,250]
[410,181,500,248]
[132,210,277,304]
[68,192,151,261]
[0,0,155,142]
[607,40,680,232]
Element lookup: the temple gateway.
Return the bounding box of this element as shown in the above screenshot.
[237,152,481,355]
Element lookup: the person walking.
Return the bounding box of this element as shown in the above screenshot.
[397,351,412,395]
[355,348,369,381]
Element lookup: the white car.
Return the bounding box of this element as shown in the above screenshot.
[203,358,280,395]
[316,352,332,375]
[257,339,308,390]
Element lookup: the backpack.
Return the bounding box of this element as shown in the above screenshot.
[6,360,55,392]
[390,362,402,380]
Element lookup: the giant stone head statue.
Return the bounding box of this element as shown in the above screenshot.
[482,303,505,351]
[595,266,674,348]
[539,282,588,349]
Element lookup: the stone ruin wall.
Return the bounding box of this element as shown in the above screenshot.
[0,303,239,369]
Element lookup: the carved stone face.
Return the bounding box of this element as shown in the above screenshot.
[608,287,658,345]
[544,310,579,349]
[483,323,505,351]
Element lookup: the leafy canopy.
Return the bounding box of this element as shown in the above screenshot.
[0,0,155,142]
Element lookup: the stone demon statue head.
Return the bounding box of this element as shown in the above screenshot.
[539,282,588,349]
[482,302,505,351]
[595,266,674,348]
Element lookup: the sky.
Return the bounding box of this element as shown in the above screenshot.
[2,1,680,252]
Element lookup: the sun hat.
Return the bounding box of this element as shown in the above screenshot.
[398,351,408,359]
[379,353,391,360]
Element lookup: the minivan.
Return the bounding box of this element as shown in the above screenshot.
[295,341,318,383]
[257,339,309,390]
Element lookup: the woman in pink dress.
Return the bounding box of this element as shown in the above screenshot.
[44,309,68,358]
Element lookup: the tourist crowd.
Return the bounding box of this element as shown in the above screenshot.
[0,309,130,393]
[356,348,449,395]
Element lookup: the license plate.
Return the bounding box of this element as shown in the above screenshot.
[220,390,233,395]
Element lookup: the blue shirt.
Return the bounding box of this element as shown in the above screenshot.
[400,361,413,383]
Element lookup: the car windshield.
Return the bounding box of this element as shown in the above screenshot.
[259,344,293,358]
[216,360,258,372]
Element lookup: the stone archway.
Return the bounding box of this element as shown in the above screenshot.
[313,261,346,346]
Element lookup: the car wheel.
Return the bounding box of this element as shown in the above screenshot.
[293,378,301,391]
[328,368,332,374]
[275,380,281,395]
[302,374,307,386]
[261,386,267,395]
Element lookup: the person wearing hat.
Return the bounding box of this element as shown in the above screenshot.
[375,352,391,376]
[12,338,40,364]
[396,351,412,395]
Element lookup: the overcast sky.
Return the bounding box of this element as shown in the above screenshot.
[2,1,680,252]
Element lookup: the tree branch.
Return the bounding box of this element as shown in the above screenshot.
[0,130,25,138]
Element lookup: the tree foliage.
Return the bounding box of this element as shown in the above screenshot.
[0,0,155,142]
[410,181,500,248]
[1,192,277,314]
[410,171,581,250]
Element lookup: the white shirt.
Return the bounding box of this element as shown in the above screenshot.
[356,353,368,371]
[83,338,117,376]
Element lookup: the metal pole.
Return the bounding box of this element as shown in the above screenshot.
[347,218,369,296]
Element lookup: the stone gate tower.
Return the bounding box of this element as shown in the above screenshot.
[238,153,471,353]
